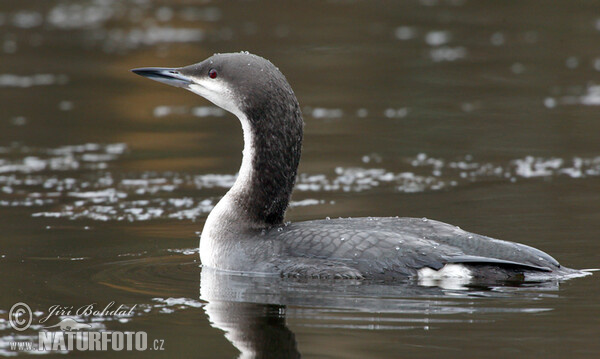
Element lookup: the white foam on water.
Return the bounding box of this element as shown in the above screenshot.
[2,142,600,222]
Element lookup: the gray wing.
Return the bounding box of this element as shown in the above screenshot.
[274,217,560,278]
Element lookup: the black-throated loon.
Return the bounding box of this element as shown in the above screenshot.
[132,52,588,283]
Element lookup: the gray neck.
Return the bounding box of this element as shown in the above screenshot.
[207,100,303,232]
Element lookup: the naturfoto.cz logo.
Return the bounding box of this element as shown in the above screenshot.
[8,302,165,353]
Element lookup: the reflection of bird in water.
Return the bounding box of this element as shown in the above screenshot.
[199,266,562,358]
[204,301,299,359]
[133,52,589,285]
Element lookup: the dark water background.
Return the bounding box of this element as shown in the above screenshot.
[1,0,599,357]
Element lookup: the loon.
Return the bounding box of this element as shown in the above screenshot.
[132,52,586,282]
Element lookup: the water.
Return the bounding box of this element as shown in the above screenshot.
[1,0,600,357]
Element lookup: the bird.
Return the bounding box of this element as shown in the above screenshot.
[132,52,589,283]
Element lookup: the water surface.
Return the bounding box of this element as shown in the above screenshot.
[1,0,599,358]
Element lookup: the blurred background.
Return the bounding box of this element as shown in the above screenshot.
[1,0,599,358]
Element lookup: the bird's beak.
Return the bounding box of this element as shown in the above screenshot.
[131,67,193,88]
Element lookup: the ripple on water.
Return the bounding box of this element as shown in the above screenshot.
[199,267,560,332]
[546,84,600,107]
[2,1,214,55]
[0,254,203,355]
[154,105,417,121]
[0,74,69,88]
[2,143,600,222]
[0,251,571,356]
[153,105,226,118]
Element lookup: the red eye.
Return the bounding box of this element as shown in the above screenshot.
[208,69,217,79]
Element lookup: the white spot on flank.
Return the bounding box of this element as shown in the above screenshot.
[418,264,472,279]
[418,264,472,290]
